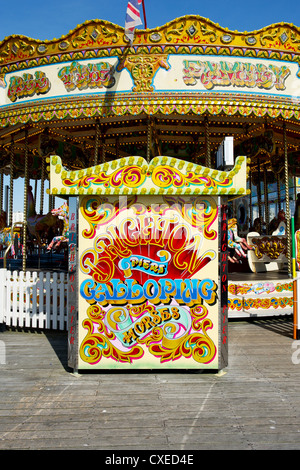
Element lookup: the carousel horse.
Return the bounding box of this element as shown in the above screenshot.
[47,201,69,252]
[0,211,22,258]
[228,218,252,263]
[26,186,62,247]
[0,226,22,257]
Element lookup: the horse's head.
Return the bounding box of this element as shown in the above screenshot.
[51,202,69,218]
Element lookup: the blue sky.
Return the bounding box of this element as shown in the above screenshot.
[1,0,300,213]
[0,0,299,41]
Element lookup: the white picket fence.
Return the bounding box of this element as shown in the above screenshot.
[0,268,68,330]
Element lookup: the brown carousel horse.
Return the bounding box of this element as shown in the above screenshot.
[26,186,63,247]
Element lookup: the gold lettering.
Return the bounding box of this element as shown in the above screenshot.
[183,60,291,91]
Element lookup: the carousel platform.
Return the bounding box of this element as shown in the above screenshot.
[228,269,294,318]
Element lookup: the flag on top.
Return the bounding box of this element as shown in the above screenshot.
[125,0,143,44]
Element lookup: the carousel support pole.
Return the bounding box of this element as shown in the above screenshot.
[152,118,162,157]
[9,136,14,228]
[147,116,152,164]
[40,155,45,215]
[277,173,281,212]
[263,167,269,234]
[22,129,29,272]
[205,116,211,168]
[257,159,263,234]
[249,170,253,230]
[102,139,106,164]
[94,120,100,166]
[34,180,38,209]
[49,193,54,211]
[4,186,8,215]
[283,122,292,277]
[116,136,119,160]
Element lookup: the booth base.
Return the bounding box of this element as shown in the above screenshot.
[228,271,293,318]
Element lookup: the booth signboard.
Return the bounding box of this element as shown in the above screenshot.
[49,154,247,370]
[2,55,299,108]
[78,193,220,369]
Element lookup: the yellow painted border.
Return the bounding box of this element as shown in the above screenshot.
[48,154,248,196]
[1,16,300,72]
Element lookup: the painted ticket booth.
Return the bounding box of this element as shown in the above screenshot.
[49,153,247,371]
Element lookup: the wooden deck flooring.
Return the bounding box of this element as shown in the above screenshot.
[0,317,300,451]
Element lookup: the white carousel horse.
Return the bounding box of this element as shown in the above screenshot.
[228,218,252,263]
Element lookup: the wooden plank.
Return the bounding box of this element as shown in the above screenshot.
[0,318,300,450]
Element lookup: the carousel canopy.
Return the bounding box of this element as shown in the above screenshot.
[0,15,299,178]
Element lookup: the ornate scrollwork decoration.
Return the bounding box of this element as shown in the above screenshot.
[252,236,287,259]
[260,28,279,46]
[0,43,10,63]
[291,31,300,43]
[19,40,35,56]
[100,25,119,43]
[200,24,218,42]
[291,31,300,50]
[164,21,186,42]
[72,27,88,48]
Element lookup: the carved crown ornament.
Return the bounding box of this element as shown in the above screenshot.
[0,16,300,73]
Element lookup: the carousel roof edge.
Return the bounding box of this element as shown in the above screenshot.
[48,154,248,197]
[1,15,300,69]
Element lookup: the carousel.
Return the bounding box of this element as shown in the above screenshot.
[0,14,300,365]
